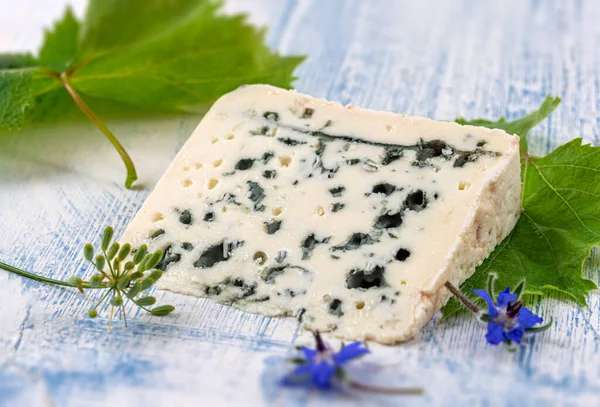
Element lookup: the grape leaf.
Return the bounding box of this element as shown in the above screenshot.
[37,7,79,71]
[0,0,304,188]
[0,53,36,69]
[456,96,562,153]
[66,0,304,111]
[0,68,36,129]
[442,99,599,318]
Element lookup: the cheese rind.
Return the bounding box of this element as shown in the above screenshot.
[122,85,521,343]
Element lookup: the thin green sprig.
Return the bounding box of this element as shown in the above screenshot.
[0,260,105,289]
[0,226,175,326]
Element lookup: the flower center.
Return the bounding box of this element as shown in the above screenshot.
[493,300,523,330]
[312,330,335,365]
[314,349,335,365]
[506,300,523,318]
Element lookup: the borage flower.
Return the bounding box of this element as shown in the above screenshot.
[473,286,543,345]
[284,331,369,389]
[445,274,552,347]
[283,331,423,395]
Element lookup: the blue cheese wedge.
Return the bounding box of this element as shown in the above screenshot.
[121,85,521,344]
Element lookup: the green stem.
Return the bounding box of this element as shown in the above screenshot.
[116,290,128,327]
[58,72,138,189]
[103,248,117,279]
[0,260,105,289]
[93,288,113,309]
[348,380,424,395]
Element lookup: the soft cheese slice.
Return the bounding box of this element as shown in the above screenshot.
[122,85,521,343]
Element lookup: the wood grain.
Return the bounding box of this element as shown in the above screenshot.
[1,0,599,406]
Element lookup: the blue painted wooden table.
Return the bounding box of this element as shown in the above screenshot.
[1,1,600,406]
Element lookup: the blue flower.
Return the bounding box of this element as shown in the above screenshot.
[473,287,543,345]
[284,331,369,389]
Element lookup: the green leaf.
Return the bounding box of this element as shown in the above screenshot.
[68,0,303,110]
[37,7,80,71]
[456,96,561,152]
[0,68,36,129]
[0,0,304,188]
[443,101,599,318]
[0,53,36,69]
[21,0,304,113]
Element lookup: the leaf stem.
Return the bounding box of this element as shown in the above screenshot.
[0,260,105,289]
[444,281,480,313]
[348,380,424,395]
[58,72,138,188]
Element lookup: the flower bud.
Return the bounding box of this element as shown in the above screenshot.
[140,277,155,291]
[110,295,124,306]
[107,242,120,260]
[95,255,105,272]
[83,244,94,262]
[90,274,103,288]
[150,305,175,316]
[101,226,114,251]
[137,254,152,272]
[135,296,156,306]
[133,245,148,264]
[149,270,163,281]
[68,276,82,286]
[127,271,144,281]
[118,244,131,261]
[126,282,142,299]
[145,251,163,270]
[116,277,129,290]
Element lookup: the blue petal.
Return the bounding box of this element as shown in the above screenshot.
[516,307,543,329]
[505,326,525,343]
[290,363,313,378]
[333,342,370,365]
[497,287,518,308]
[282,363,315,387]
[485,322,505,345]
[301,346,318,361]
[312,362,336,388]
[472,289,499,318]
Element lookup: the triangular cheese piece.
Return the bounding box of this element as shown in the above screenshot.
[122,85,521,343]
